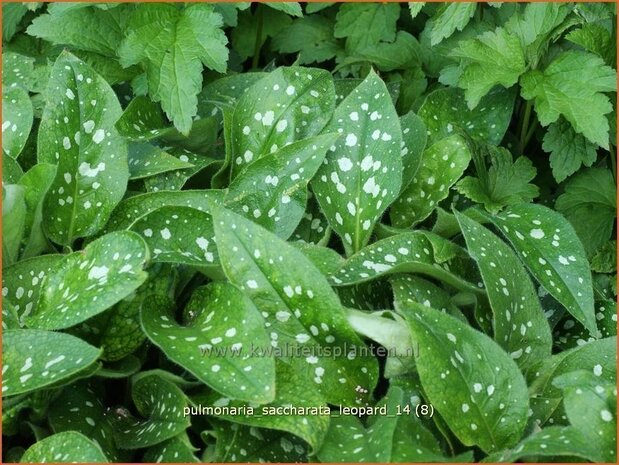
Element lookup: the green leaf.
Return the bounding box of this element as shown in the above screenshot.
[26,231,149,330]
[2,184,26,266]
[211,204,378,406]
[272,16,340,65]
[115,96,175,142]
[483,204,597,337]
[26,5,130,56]
[542,118,598,183]
[231,8,292,60]
[118,4,228,134]
[127,143,194,180]
[455,211,552,368]
[418,87,515,146]
[141,282,276,403]
[566,23,614,66]
[226,133,338,239]
[350,32,421,72]
[451,27,526,108]
[49,382,122,462]
[334,3,400,52]
[2,329,100,397]
[455,146,538,213]
[3,52,35,90]
[38,51,128,246]
[107,373,190,449]
[401,302,529,453]
[143,150,219,193]
[399,111,427,192]
[20,431,108,463]
[2,85,33,158]
[555,168,616,255]
[430,3,476,45]
[230,66,335,180]
[312,70,402,254]
[520,51,616,149]
[17,163,56,259]
[3,3,28,42]
[408,2,425,18]
[3,151,23,184]
[143,435,199,463]
[390,135,471,228]
[591,241,616,274]
[330,231,481,294]
[198,72,267,116]
[264,2,303,17]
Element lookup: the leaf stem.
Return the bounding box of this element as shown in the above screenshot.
[519,100,532,151]
[251,5,264,70]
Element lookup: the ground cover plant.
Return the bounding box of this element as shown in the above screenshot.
[1,1,617,463]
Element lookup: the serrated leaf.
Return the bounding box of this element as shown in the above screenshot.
[348,31,421,72]
[49,382,122,461]
[2,85,33,158]
[566,23,614,65]
[312,70,402,254]
[430,3,476,45]
[211,204,378,406]
[230,66,335,179]
[265,2,303,17]
[408,2,425,18]
[482,204,597,337]
[334,3,400,52]
[20,431,108,463]
[27,231,149,330]
[107,373,190,449]
[555,168,616,255]
[38,51,128,245]
[272,16,340,65]
[542,118,598,183]
[418,87,515,145]
[118,4,228,134]
[2,329,100,397]
[330,231,481,294]
[2,254,63,325]
[390,135,471,228]
[401,302,529,453]
[127,143,194,180]
[520,51,616,148]
[141,282,275,403]
[231,8,292,60]
[455,211,552,368]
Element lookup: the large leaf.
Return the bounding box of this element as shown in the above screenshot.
[141,282,275,403]
[230,66,335,179]
[118,4,228,134]
[38,51,128,245]
[2,329,100,397]
[482,204,597,337]
[2,184,26,266]
[455,211,552,369]
[312,70,403,254]
[402,302,529,453]
[20,431,108,463]
[26,231,149,330]
[211,204,378,406]
[2,85,33,158]
[127,143,193,180]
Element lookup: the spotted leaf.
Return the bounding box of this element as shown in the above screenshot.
[115,96,175,141]
[129,206,218,270]
[230,66,335,179]
[330,231,481,294]
[226,133,338,239]
[211,204,378,406]
[127,143,194,180]
[26,231,149,330]
[38,51,128,245]
[418,87,515,145]
[482,203,597,337]
[455,211,552,369]
[198,71,267,115]
[312,70,402,255]
[142,435,199,463]
[106,373,190,449]
[399,111,427,192]
[2,85,33,158]
[20,431,108,463]
[141,282,275,403]
[401,302,529,453]
[2,184,26,266]
[390,135,471,228]
[2,329,101,397]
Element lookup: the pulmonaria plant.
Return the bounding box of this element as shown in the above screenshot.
[1,1,617,463]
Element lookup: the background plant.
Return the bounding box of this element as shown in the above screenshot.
[2,2,617,463]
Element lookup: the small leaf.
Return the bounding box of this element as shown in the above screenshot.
[38,51,128,245]
[27,231,149,330]
[264,2,303,17]
[127,143,194,180]
[402,302,529,453]
[430,3,476,45]
[482,204,597,337]
[272,16,340,65]
[2,85,33,158]
[107,373,190,449]
[20,431,108,463]
[2,329,100,397]
[334,3,400,51]
[390,135,471,228]
[312,70,402,254]
[455,211,552,369]
[141,282,276,403]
